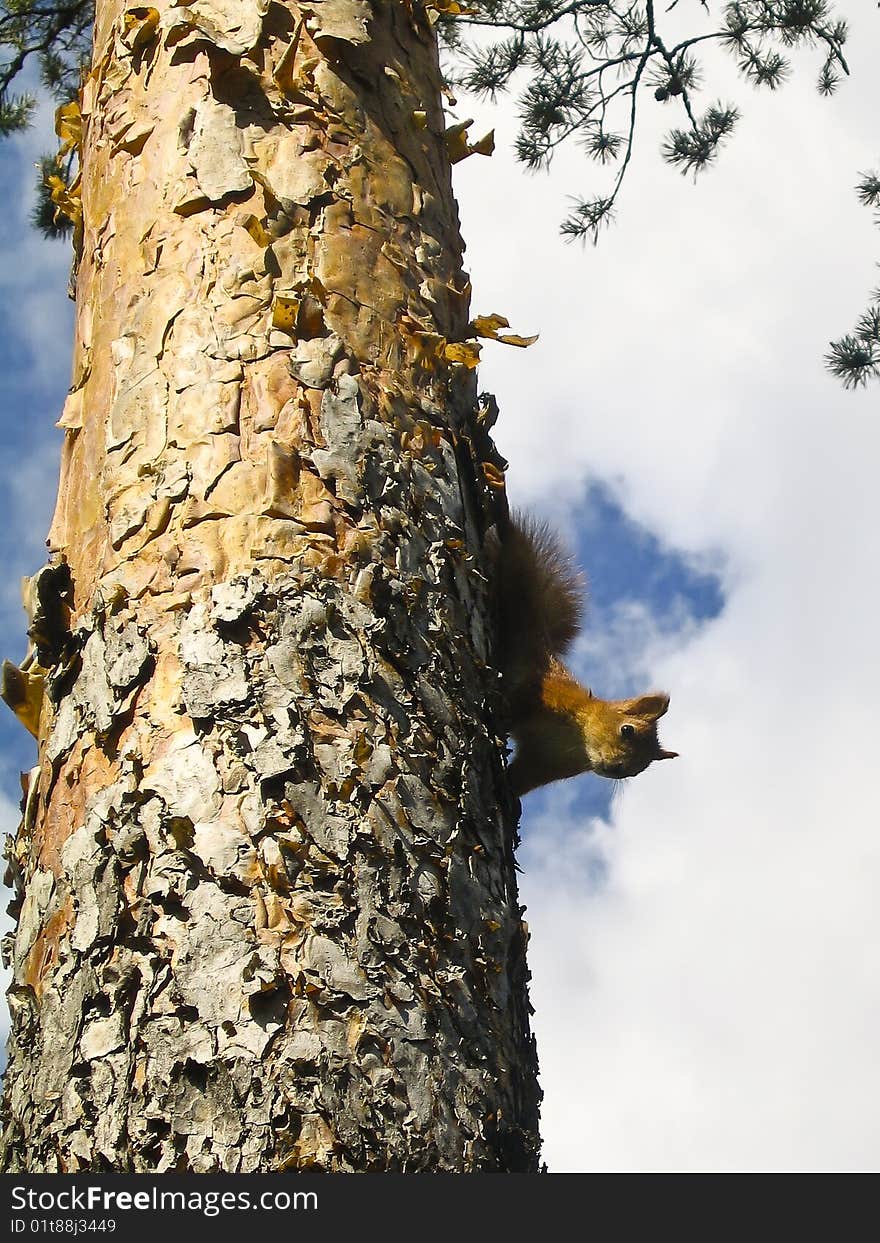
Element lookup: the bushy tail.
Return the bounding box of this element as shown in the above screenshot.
[493,511,585,715]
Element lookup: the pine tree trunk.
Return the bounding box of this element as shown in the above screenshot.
[0,0,540,1172]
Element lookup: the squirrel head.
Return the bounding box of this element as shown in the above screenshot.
[507,670,679,796]
[533,663,678,787]
[579,691,678,779]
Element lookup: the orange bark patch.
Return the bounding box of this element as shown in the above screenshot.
[23,895,74,999]
[37,741,116,877]
[240,354,308,456]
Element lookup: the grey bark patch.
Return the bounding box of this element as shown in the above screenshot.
[211,576,263,624]
[191,820,258,884]
[285,1030,324,1064]
[280,781,351,858]
[249,735,303,781]
[45,694,79,764]
[189,100,252,202]
[80,1013,126,1061]
[75,629,115,735]
[305,0,372,47]
[265,636,301,689]
[311,375,382,504]
[301,933,376,1001]
[396,772,455,843]
[12,869,55,973]
[61,822,118,953]
[105,623,151,690]
[143,733,223,823]
[361,742,394,787]
[289,335,344,389]
[183,659,250,720]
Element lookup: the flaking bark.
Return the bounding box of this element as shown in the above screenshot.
[0,0,540,1171]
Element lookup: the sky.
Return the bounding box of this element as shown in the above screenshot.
[1,3,880,1173]
[0,94,72,970]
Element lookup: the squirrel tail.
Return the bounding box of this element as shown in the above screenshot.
[493,511,585,714]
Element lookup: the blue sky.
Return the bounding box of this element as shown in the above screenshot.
[0,101,75,1083]
[0,110,71,806]
[2,4,880,1172]
[523,480,724,825]
[571,486,723,637]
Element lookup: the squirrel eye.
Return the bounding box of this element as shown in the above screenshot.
[620,724,635,740]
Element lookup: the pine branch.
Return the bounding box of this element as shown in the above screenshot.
[825,334,880,389]
[826,169,880,389]
[1,1,93,135]
[445,0,851,239]
[662,102,739,175]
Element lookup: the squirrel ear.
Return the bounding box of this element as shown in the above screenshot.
[626,693,670,721]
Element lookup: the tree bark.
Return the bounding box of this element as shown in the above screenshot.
[0,0,540,1172]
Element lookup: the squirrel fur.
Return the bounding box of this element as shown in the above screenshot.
[493,513,678,796]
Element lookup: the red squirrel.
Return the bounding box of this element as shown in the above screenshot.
[494,513,677,796]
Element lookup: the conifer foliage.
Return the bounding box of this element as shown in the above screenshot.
[1,1,92,235]
[825,170,880,388]
[442,0,875,388]
[0,1,92,134]
[442,1,849,241]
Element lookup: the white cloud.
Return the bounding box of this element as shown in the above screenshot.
[455,3,880,1171]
